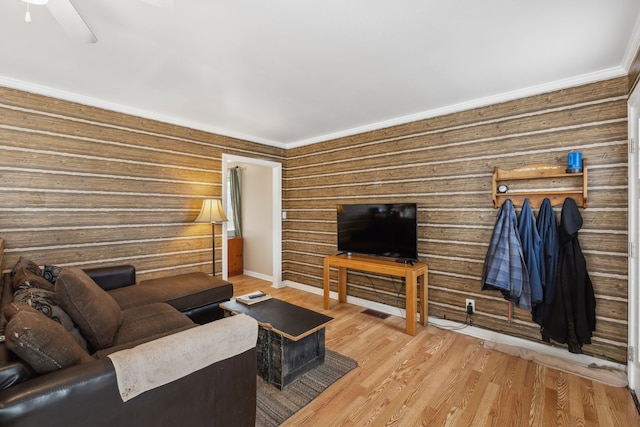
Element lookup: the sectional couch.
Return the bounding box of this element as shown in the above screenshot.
[0,245,258,427]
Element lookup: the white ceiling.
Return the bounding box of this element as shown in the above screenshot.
[1,0,640,149]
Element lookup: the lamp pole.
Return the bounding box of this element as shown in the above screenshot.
[194,199,228,276]
[210,222,216,275]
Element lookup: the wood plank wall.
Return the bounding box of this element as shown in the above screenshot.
[283,77,629,363]
[0,73,632,364]
[0,87,284,282]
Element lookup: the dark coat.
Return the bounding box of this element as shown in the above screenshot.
[517,199,543,308]
[533,198,559,326]
[542,198,596,353]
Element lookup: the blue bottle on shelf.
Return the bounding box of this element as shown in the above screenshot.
[567,151,582,173]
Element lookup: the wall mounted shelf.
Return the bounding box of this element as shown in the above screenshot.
[491,159,587,209]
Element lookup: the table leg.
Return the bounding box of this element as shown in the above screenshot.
[405,270,417,336]
[419,267,428,326]
[323,258,331,309]
[338,267,347,303]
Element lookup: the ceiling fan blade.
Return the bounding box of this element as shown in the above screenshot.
[46,0,97,43]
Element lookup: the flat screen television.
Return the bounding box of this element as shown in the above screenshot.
[337,203,418,262]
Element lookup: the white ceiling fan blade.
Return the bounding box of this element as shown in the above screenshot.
[46,0,97,43]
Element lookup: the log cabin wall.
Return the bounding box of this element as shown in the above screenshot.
[0,74,631,364]
[283,77,629,363]
[0,86,284,282]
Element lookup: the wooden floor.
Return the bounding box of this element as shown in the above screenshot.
[230,275,640,427]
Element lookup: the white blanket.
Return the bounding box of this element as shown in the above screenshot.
[107,314,258,402]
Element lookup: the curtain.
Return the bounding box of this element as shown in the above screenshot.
[230,167,242,237]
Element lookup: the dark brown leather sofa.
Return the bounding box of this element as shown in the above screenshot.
[0,263,258,427]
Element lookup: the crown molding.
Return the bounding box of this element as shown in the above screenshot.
[284,66,627,149]
[0,75,287,149]
[0,66,627,151]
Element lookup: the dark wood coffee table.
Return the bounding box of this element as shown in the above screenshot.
[220,298,333,389]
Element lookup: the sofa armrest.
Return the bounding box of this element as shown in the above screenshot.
[83,265,136,291]
[108,314,257,401]
[0,318,258,427]
[0,344,35,390]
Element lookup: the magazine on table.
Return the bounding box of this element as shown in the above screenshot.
[236,290,272,305]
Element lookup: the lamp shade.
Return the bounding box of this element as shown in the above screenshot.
[195,199,228,223]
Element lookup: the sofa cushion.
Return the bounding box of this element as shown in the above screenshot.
[13,287,88,350]
[10,258,55,293]
[10,257,42,280]
[3,302,94,374]
[94,324,196,359]
[56,268,124,351]
[0,281,37,390]
[109,272,233,312]
[12,269,55,293]
[110,303,194,348]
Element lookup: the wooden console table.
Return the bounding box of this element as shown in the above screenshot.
[323,254,428,336]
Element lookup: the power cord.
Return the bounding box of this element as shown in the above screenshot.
[360,267,475,327]
[428,313,474,331]
[395,277,405,317]
[364,273,406,318]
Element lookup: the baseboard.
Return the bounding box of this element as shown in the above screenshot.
[283,280,627,375]
[632,389,640,416]
[243,270,273,282]
[284,280,407,318]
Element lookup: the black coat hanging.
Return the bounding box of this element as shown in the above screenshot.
[542,198,596,354]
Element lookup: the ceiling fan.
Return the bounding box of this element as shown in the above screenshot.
[20,0,175,44]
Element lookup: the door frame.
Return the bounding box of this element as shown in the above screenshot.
[221,153,283,287]
[628,86,640,394]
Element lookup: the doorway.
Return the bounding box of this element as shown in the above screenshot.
[221,154,283,288]
[628,87,640,396]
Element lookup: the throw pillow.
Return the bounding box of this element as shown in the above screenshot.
[43,264,62,285]
[13,287,88,350]
[12,269,56,293]
[10,256,42,279]
[4,302,94,374]
[56,267,124,351]
[10,257,54,292]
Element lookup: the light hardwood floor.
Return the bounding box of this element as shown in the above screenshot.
[230,275,640,426]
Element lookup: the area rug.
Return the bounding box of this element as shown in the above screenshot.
[256,350,358,427]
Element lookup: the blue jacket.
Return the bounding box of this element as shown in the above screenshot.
[517,199,543,310]
[482,199,530,307]
[534,198,559,326]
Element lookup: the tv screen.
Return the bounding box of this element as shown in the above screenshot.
[337,203,418,261]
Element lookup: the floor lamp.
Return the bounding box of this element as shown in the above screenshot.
[195,199,228,276]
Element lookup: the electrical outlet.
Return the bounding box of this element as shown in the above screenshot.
[465,299,475,315]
